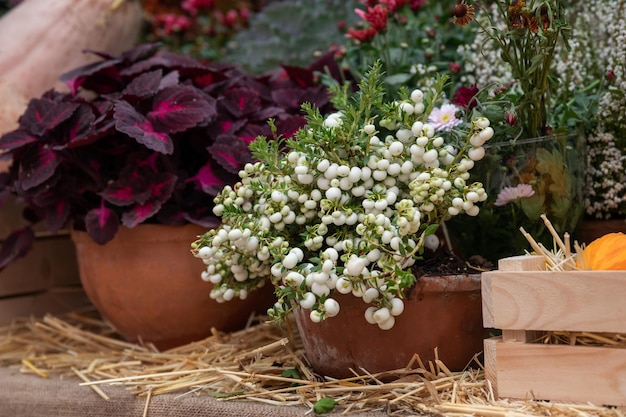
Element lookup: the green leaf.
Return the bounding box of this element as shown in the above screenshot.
[313,397,338,414]
[424,223,439,235]
[281,368,301,380]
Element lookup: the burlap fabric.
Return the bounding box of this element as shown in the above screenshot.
[0,367,390,417]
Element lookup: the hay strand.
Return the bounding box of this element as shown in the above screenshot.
[0,310,623,416]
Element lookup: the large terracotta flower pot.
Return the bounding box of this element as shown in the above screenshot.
[294,274,485,378]
[71,223,275,350]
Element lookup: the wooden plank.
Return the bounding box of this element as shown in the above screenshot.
[482,270,626,333]
[497,255,546,271]
[485,336,626,406]
[0,235,80,297]
[0,286,91,325]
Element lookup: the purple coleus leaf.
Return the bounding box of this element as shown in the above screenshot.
[146,172,177,202]
[220,87,261,118]
[187,161,227,195]
[85,204,120,245]
[60,57,124,96]
[271,88,306,110]
[19,97,80,136]
[281,64,315,88]
[207,134,253,174]
[114,100,174,154]
[0,228,35,271]
[19,145,61,190]
[120,69,163,99]
[101,168,176,206]
[43,200,70,234]
[62,106,97,146]
[0,129,38,151]
[121,200,162,228]
[148,86,216,133]
[275,115,308,139]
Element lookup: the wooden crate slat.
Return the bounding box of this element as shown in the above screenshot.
[0,235,80,298]
[485,337,626,406]
[482,269,626,333]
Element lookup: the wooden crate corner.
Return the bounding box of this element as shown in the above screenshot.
[481,255,626,406]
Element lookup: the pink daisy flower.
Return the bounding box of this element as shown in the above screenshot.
[427,104,462,131]
[494,184,535,206]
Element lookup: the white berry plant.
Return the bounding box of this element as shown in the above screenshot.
[191,61,493,330]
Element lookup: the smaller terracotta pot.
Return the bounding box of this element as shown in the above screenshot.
[294,274,485,378]
[576,218,626,245]
[71,224,275,350]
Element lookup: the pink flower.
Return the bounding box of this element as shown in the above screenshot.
[427,104,462,131]
[494,184,535,206]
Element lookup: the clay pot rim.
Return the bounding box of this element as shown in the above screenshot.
[70,223,209,245]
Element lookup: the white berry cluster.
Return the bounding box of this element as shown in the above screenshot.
[191,64,493,329]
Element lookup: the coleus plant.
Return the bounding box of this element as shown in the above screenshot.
[0,42,345,269]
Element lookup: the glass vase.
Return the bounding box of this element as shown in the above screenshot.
[446,131,586,264]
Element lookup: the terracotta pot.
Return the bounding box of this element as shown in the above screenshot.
[576,218,626,246]
[294,274,485,378]
[71,224,275,349]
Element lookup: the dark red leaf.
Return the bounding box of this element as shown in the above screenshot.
[220,88,261,118]
[43,200,70,233]
[147,173,177,202]
[281,64,315,88]
[20,98,80,136]
[0,130,38,151]
[121,69,163,99]
[85,205,120,245]
[275,115,307,139]
[187,162,227,195]
[148,86,216,133]
[19,145,60,190]
[122,200,162,227]
[101,183,147,206]
[60,57,124,95]
[207,135,252,174]
[0,228,35,271]
[114,100,174,154]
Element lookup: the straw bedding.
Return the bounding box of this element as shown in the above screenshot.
[0,309,623,416]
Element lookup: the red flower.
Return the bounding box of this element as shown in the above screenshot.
[354,4,389,32]
[410,0,428,9]
[449,62,462,73]
[347,27,378,42]
[451,85,479,109]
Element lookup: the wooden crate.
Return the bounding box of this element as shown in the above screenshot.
[0,231,91,323]
[482,255,626,406]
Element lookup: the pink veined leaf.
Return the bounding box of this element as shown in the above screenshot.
[19,145,60,190]
[220,87,261,118]
[0,130,38,151]
[114,100,174,154]
[188,162,226,195]
[62,106,96,146]
[101,184,143,206]
[122,200,162,228]
[147,173,177,202]
[207,135,252,174]
[20,98,80,136]
[147,86,216,133]
[44,200,70,234]
[84,205,120,245]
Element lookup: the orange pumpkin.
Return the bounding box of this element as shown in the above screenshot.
[579,232,626,270]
